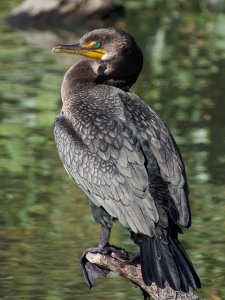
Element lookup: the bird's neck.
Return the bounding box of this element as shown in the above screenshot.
[96,76,133,91]
[61,61,95,102]
[61,60,137,107]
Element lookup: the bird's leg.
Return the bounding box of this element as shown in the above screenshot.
[80,225,111,288]
[98,225,111,250]
[80,225,130,288]
[123,231,140,263]
[98,226,130,259]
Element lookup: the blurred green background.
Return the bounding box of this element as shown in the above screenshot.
[0,0,225,299]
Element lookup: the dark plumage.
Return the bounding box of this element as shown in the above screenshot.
[52,27,201,293]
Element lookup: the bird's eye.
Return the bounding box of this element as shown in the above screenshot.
[94,41,101,49]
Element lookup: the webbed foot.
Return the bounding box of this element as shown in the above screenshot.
[80,244,130,288]
[80,245,111,288]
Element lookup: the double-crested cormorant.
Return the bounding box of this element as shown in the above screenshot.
[52,27,201,293]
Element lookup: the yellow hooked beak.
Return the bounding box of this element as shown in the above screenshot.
[52,43,106,60]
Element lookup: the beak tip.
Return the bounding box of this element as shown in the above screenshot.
[52,44,64,54]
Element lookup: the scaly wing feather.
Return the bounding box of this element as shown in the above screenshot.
[54,111,159,236]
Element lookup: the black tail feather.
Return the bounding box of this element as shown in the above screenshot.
[139,232,201,292]
[169,237,201,290]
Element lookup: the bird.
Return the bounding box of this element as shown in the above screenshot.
[52,27,201,294]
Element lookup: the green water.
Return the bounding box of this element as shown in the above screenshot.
[0,1,225,299]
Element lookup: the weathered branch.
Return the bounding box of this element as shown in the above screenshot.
[86,251,204,300]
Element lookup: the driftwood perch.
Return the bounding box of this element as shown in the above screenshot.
[86,250,204,300]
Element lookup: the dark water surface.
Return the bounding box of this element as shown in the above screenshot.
[0,1,225,299]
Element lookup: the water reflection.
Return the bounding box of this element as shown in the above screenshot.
[0,2,225,300]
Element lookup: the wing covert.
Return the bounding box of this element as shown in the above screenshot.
[54,111,159,236]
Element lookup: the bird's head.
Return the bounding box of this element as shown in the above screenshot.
[53,27,143,90]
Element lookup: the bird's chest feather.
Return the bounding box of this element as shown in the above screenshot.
[62,85,126,145]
